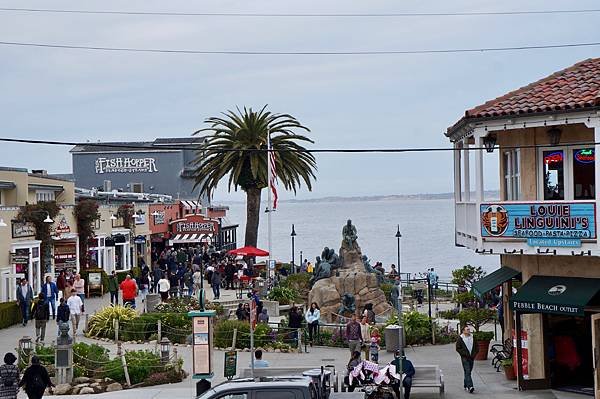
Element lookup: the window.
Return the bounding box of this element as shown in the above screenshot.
[572,148,595,199]
[216,394,248,399]
[255,391,298,399]
[36,190,55,202]
[503,150,521,200]
[543,150,565,200]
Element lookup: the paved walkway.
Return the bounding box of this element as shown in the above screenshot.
[0,289,585,399]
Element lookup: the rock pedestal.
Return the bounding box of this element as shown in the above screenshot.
[308,243,392,322]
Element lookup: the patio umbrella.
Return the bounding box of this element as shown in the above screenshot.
[228,246,269,257]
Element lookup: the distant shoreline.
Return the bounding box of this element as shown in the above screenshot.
[215,190,500,204]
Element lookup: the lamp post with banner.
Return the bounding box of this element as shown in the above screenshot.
[395,225,404,399]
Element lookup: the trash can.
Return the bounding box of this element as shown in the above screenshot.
[145,293,161,312]
[385,325,401,353]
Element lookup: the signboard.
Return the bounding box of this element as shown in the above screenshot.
[95,157,158,174]
[480,202,596,247]
[224,351,237,380]
[88,272,102,288]
[134,235,146,244]
[189,312,214,378]
[54,216,71,234]
[135,214,146,225]
[12,221,35,238]
[268,260,276,270]
[172,215,218,235]
[10,253,29,264]
[54,243,77,266]
[513,330,528,380]
[152,211,165,225]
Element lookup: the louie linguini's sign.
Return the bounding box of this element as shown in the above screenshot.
[480,202,596,247]
[95,157,158,174]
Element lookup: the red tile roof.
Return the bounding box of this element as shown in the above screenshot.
[447,58,600,136]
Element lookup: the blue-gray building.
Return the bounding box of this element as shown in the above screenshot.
[71,137,208,201]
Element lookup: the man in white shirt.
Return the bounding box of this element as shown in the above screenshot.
[455,326,478,393]
[66,288,83,335]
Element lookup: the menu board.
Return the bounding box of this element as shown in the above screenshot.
[192,316,212,376]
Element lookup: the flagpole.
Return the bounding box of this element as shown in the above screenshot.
[267,128,273,280]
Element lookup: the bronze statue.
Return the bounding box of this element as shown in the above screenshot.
[310,257,331,287]
[342,219,358,250]
[362,255,384,286]
[337,293,356,317]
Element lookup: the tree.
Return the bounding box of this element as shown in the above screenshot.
[451,265,486,290]
[17,202,61,273]
[192,106,316,247]
[74,200,100,269]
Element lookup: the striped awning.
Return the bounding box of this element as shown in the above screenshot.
[181,200,201,213]
[169,233,213,245]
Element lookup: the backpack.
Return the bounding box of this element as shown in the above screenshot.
[34,302,47,320]
[28,372,46,393]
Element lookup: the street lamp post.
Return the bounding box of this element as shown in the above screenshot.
[300,251,303,271]
[290,225,296,274]
[395,225,404,398]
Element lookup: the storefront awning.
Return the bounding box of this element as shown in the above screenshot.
[181,200,201,213]
[169,233,213,244]
[0,181,16,189]
[511,275,600,316]
[473,267,520,297]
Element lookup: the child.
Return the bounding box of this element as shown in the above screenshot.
[56,297,70,336]
[369,336,380,363]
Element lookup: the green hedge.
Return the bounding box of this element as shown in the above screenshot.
[0,302,21,329]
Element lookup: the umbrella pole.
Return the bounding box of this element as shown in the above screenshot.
[267,129,273,280]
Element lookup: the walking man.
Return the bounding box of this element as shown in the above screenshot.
[120,274,138,309]
[16,279,33,327]
[456,326,479,393]
[211,270,221,299]
[108,271,119,305]
[345,314,363,354]
[42,276,58,319]
[31,294,49,343]
[66,289,83,335]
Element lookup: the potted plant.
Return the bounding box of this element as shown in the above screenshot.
[457,308,496,360]
[500,358,516,380]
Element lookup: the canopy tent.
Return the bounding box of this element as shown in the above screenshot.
[511,275,600,316]
[472,267,520,297]
[228,246,269,257]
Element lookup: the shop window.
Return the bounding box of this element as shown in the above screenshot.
[543,150,564,200]
[572,148,595,200]
[36,190,55,202]
[504,150,521,200]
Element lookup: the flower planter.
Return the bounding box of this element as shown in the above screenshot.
[503,365,517,380]
[474,340,490,360]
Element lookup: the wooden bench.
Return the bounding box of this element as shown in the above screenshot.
[491,338,513,371]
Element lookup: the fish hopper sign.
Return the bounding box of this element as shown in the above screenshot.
[510,275,600,316]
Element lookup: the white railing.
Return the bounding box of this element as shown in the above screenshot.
[455,202,480,239]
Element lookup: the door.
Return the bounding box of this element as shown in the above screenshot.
[593,313,600,399]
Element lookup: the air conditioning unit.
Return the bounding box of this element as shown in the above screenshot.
[103,180,112,192]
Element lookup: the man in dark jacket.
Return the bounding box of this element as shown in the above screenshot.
[31,294,49,343]
[56,297,70,336]
[211,271,221,299]
[455,326,479,393]
[19,355,54,399]
[392,351,416,399]
[16,279,34,327]
[108,271,119,305]
[225,263,236,290]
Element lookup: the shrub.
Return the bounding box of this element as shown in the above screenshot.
[451,265,485,290]
[160,313,192,344]
[0,302,21,329]
[87,305,138,338]
[253,323,272,348]
[103,350,161,385]
[120,313,162,342]
[454,291,477,307]
[73,342,110,378]
[142,369,184,387]
[35,345,55,366]
[155,296,200,313]
[280,274,311,301]
[267,286,299,305]
[438,309,459,320]
[214,320,250,349]
[79,268,109,296]
[473,331,495,341]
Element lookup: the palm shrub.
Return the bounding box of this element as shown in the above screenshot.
[86,305,137,338]
[267,286,299,305]
[192,106,316,247]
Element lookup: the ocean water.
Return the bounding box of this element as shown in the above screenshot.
[222,198,499,280]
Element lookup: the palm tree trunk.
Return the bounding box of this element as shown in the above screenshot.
[244,187,262,247]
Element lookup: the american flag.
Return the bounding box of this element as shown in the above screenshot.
[269,150,278,210]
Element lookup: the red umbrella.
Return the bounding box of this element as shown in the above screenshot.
[228,246,269,257]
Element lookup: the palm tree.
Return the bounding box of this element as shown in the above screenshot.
[192,106,317,247]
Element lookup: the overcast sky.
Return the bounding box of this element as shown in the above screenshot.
[1,0,598,201]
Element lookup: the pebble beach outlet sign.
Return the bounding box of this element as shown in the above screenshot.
[95,157,158,174]
[480,202,596,247]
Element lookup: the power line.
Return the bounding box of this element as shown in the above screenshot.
[1,136,598,154]
[1,7,600,18]
[0,40,599,56]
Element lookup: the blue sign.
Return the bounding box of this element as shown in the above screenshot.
[527,238,582,247]
[480,202,596,245]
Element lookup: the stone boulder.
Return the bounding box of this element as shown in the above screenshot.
[53,384,72,395]
[79,387,95,394]
[72,377,92,384]
[106,382,123,392]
